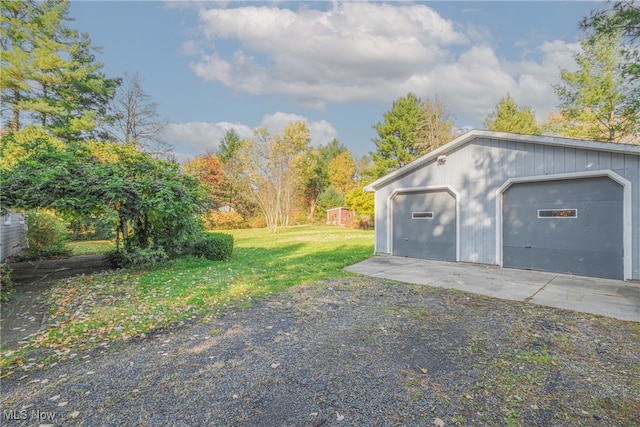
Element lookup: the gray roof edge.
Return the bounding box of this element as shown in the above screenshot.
[364,129,640,192]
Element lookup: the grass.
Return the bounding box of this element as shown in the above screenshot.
[68,240,115,255]
[0,226,374,372]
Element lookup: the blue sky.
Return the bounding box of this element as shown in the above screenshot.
[69,1,604,159]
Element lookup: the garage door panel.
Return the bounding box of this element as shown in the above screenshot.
[503,247,622,277]
[392,191,456,261]
[503,177,623,279]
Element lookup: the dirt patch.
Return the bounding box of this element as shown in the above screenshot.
[1,255,113,349]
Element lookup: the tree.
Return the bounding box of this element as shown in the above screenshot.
[327,150,356,195]
[370,93,422,178]
[182,153,227,207]
[316,186,345,213]
[215,129,255,219]
[1,137,207,257]
[554,30,639,142]
[237,122,310,232]
[415,97,456,154]
[110,72,168,153]
[297,147,324,220]
[298,139,350,220]
[0,0,119,140]
[345,186,374,217]
[217,129,242,162]
[582,1,639,83]
[484,94,542,135]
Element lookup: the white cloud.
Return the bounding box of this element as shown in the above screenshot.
[164,114,338,159]
[260,112,338,147]
[189,2,467,103]
[162,121,253,159]
[186,2,580,125]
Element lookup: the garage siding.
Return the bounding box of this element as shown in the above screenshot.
[372,136,640,279]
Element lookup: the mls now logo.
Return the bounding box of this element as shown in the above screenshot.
[3,410,28,420]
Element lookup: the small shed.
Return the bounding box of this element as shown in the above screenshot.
[1,210,28,262]
[327,207,354,226]
[365,130,640,281]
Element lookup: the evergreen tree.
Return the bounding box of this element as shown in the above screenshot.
[0,0,118,140]
[370,93,422,178]
[217,129,242,162]
[484,94,542,135]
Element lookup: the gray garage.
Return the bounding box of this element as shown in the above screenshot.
[365,130,640,281]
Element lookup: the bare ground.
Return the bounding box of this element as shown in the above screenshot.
[1,255,113,350]
[1,275,639,426]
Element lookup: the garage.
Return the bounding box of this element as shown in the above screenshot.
[365,130,639,281]
[502,177,624,279]
[391,190,457,261]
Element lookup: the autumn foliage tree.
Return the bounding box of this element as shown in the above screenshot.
[554,30,638,142]
[415,97,456,153]
[327,150,356,195]
[237,122,310,232]
[182,153,227,207]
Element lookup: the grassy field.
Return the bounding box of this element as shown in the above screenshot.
[1,226,374,371]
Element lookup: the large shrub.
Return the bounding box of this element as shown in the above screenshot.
[204,210,244,229]
[25,210,71,258]
[191,233,234,261]
[1,140,209,259]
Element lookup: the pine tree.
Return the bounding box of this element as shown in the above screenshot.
[370,93,422,177]
[484,94,542,135]
[1,0,118,140]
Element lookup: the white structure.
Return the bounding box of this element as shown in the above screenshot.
[365,130,640,281]
[1,210,28,261]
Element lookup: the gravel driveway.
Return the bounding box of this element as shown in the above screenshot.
[1,275,639,426]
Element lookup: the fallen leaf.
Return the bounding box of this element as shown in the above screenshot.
[336,412,344,421]
[433,417,445,427]
[69,411,80,418]
[270,363,280,369]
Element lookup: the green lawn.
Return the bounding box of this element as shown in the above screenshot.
[1,226,374,371]
[68,240,115,255]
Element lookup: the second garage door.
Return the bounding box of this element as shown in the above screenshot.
[502,176,623,279]
[392,190,456,261]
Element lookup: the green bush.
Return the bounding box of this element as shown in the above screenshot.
[25,210,71,259]
[191,233,234,261]
[1,262,14,303]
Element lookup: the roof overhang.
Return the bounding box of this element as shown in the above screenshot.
[364,130,640,192]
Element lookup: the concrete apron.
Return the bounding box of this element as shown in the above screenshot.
[345,256,640,322]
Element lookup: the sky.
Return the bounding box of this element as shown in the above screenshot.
[68,1,606,160]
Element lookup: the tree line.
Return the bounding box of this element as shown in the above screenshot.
[1,0,638,251]
[1,0,205,262]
